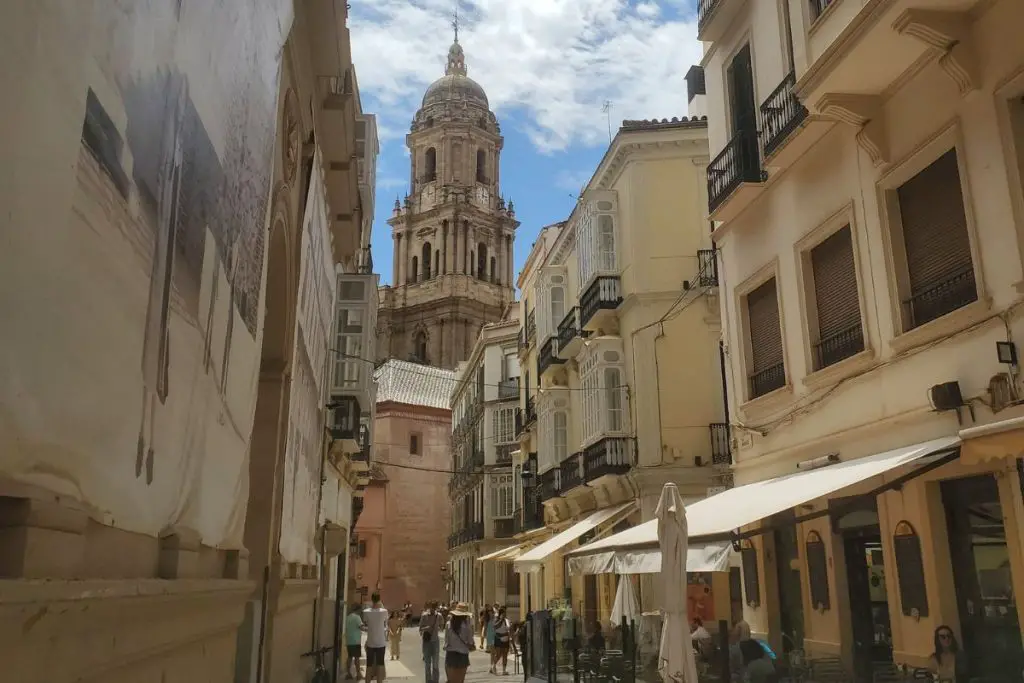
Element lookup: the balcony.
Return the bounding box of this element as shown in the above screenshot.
[494,517,516,539]
[538,337,565,378]
[580,276,623,331]
[495,444,515,466]
[696,249,718,288]
[447,521,486,550]
[515,499,544,533]
[903,267,977,331]
[814,323,865,370]
[557,307,585,359]
[320,70,354,110]
[351,424,371,465]
[329,395,362,454]
[517,397,537,436]
[582,437,634,483]
[696,0,744,43]
[539,468,561,504]
[559,453,585,493]
[708,129,764,222]
[709,423,732,466]
[514,409,525,438]
[498,378,520,401]
[749,362,787,399]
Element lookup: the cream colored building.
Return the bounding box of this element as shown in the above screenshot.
[0,2,376,682]
[701,0,1024,677]
[376,35,518,369]
[504,119,728,622]
[448,308,522,614]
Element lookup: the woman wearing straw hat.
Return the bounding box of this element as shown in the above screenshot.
[444,603,476,683]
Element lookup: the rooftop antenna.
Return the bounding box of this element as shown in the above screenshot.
[601,100,613,143]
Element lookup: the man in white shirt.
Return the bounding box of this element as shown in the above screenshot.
[363,592,390,683]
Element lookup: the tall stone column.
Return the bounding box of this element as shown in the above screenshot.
[496,233,504,285]
[455,220,464,274]
[402,231,411,284]
[393,233,402,284]
[507,236,514,285]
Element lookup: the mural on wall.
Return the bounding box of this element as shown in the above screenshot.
[0,0,290,548]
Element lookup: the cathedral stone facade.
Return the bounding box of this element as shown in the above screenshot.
[376,37,517,369]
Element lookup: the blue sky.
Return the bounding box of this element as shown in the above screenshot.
[349,0,702,288]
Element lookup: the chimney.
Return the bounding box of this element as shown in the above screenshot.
[685,65,707,119]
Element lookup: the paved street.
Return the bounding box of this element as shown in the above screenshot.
[373,628,523,683]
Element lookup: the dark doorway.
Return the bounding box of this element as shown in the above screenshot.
[725,43,760,179]
[772,512,804,653]
[583,574,599,625]
[943,474,1024,681]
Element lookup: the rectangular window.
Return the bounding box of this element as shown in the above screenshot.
[333,307,365,388]
[339,279,366,301]
[491,475,514,518]
[553,412,568,463]
[410,432,421,456]
[745,277,786,398]
[493,407,516,445]
[809,226,863,369]
[579,347,628,446]
[895,149,977,330]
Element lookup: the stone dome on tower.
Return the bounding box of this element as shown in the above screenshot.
[419,39,490,111]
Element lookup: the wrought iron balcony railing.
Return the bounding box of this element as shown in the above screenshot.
[709,423,731,466]
[903,267,977,331]
[526,309,536,342]
[814,323,865,370]
[760,71,808,159]
[494,517,516,538]
[708,129,763,214]
[557,307,583,356]
[498,378,520,401]
[559,453,585,492]
[524,396,537,426]
[515,495,544,533]
[582,437,634,482]
[697,249,719,288]
[749,362,786,399]
[538,336,564,376]
[580,276,622,328]
[539,468,561,503]
[697,0,721,30]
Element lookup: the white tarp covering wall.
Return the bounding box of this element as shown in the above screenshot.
[280,148,335,565]
[0,0,291,548]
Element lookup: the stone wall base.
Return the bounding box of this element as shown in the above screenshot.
[0,578,253,683]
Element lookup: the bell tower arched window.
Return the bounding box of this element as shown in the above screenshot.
[476,149,486,183]
[410,255,418,283]
[425,147,437,182]
[422,242,432,280]
[490,256,497,284]
[478,243,487,281]
[413,330,428,363]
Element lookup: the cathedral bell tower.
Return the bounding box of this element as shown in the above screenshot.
[376,31,519,370]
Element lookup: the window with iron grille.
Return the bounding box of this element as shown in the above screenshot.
[808,226,863,370]
[493,407,517,445]
[745,277,785,398]
[894,149,977,330]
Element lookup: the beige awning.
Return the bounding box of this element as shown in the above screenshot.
[478,544,524,562]
[514,501,636,572]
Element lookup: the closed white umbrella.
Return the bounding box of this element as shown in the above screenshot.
[610,574,639,627]
[657,483,699,683]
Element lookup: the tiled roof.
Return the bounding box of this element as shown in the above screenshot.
[620,116,708,131]
[374,359,456,410]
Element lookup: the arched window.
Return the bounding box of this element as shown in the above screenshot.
[435,250,440,277]
[476,149,486,183]
[490,256,497,284]
[413,330,428,363]
[478,243,488,281]
[470,251,475,276]
[425,147,437,181]
[410,255,418,283]
[422,242,432,280]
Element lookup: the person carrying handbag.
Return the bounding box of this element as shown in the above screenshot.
[490,607,511,675]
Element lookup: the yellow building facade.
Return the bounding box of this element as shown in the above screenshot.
[506,118,732,625]
[702,0,1024,678]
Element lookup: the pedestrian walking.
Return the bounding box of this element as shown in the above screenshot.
[363,593,389,683]
[388,611,404,661]
[490,606,511,675]
[480,605,494,652]
[344,603,366,680]
[445,602,476,683]
[420,601,443,683]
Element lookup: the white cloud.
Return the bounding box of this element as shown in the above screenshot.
[555,169,594,194]
[349,0,702,153]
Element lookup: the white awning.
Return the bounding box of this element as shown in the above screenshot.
[478,544,524,562]
[567,435,960,558]
[515,501,636,571]
[567,541,732,575]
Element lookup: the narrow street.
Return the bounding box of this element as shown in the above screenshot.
[381,628,523,683]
